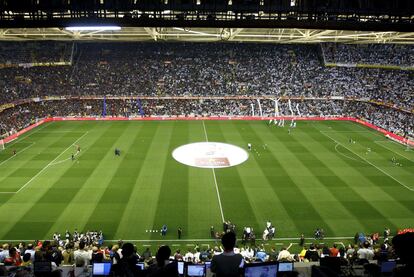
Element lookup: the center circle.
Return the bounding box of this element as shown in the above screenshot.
[172,142,249,169]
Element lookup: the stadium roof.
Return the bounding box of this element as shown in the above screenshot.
[1,27,414,44]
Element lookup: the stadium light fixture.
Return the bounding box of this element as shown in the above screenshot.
[173,27,220,37]
[65,26,121,31]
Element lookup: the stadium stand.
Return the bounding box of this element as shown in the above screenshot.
[0,41,73,66]
[0,40,413,276]
[0,41,413,143]
[0,42,412,108]
[321,43,414,68]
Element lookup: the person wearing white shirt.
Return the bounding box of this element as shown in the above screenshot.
[245,247,254,260]
[73,242,91,266]
[184,250,194,262]
[193,251,200,264]
[24,244,36,261]
[357,242,375,260]
[277,247,293,262]
[0,244,9,263]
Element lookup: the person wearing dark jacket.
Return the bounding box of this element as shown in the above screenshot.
[147,245,179,277]
[392,232,414,277]
[113,243,143,277]
[211,232,243,277]
[304,244,320,262]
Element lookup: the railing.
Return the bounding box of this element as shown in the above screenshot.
[0,3,412,30]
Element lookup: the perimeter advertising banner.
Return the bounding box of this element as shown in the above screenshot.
[3,116,413,147]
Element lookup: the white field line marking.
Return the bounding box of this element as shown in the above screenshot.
[320,131,414,192]
[334,143,367,164]
[14,132,89,194]
[320,130,384,138]
[0,143,37,193]
[3,123,51,150]
[321,131,374,133]
[374,141,413,162]
[0,143,35,167]
[49,149,82,166]
[36,131,85,133]
[0,236,357,242]
[202,121,225,223]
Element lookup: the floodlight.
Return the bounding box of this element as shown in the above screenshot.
[65,26,121,31]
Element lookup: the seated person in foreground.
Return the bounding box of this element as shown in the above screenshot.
[211,231,243,277]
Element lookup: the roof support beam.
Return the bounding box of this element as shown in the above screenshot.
[228,28,244,40]
[0,28,411,44]
[144,27,159,41]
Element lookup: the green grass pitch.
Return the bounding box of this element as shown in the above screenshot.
[0,120,413,243]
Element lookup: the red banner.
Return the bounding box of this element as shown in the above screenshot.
[398,229,414,235]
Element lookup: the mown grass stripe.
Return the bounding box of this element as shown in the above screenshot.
[0,120,412,241]
[185,122,223,239]
[82,122,159,238]
[0,133,82,190]
[114,122,174,239]
[236,121,334,237]
[46,122,147,237]
[276,125,397,234]
[150,121,190,240]
[253,123,367,235]
[217,121,300,236]
[0,123,101,239]
[374,141,414,162]
[305,124,414,230]
[1,123,122,240]
[203,121,261,233]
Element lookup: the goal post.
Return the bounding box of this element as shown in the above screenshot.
[0,139,4,151]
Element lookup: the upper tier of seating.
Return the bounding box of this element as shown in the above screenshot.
[321,43,414,67]
[0,42,412,111]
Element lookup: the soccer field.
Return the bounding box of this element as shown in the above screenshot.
[0,120,413,242]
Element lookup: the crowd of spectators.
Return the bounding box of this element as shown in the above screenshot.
[0,229,413,277]
[0,42,412,111]
[1,98,412,140]
[52,230,104,248]
[0,41,412,141]
[0,41,72,66]
[322,43,414,67]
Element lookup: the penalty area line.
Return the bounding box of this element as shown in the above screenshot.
[202,121,225,223]
[3,122,50,149]
[49,148,82,166]
[0,142,35,167]
[334,143,367,164]
[320,131,414,192]
[374,141,413,162]
[14,132,89,194]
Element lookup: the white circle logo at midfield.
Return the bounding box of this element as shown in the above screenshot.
[172,142,249,169]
